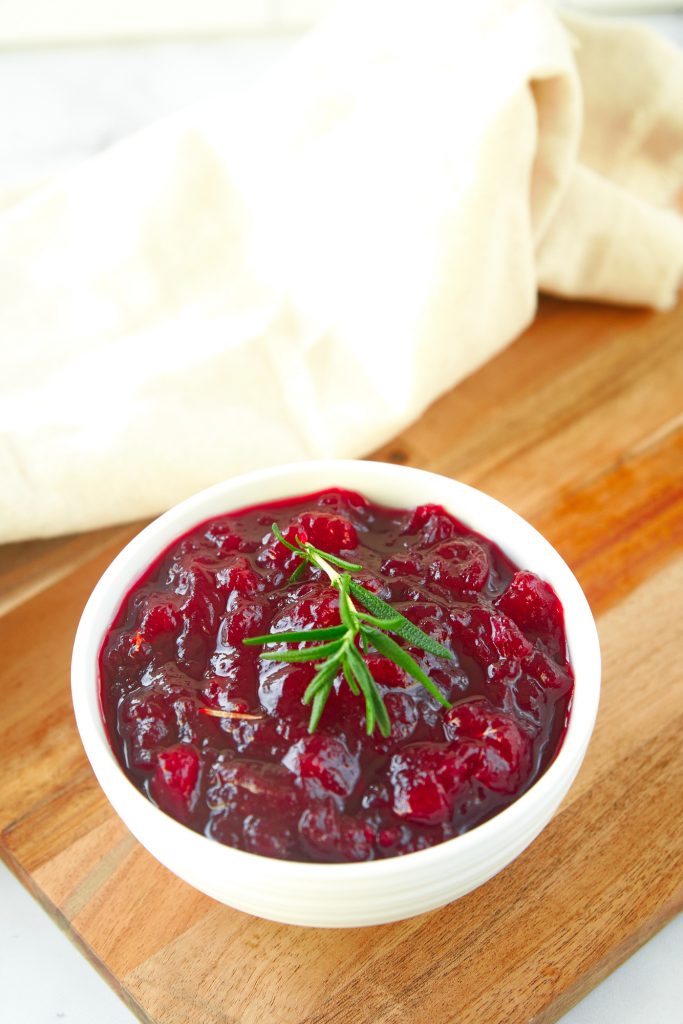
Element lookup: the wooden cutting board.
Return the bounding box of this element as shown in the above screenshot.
[1,296,682,1024]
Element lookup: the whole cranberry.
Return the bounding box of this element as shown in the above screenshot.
[221,594,268,646]
[137,593,181,641]
[242,814,297,859]
[403,504,462,547]
[208,758,299,815]
[485,657,523,711]
[380,554,424,578]
[271,585,340,633]
[450,607,533,667]
[389,743,474,826]
[298,798,342,859]
[101,627,152,681]
[523,651,573,695]
[150,744,202,822]
[509,675,547,730]
[444,698,531,794]
[298,800,372,863]
[364,654,407,688]
[199,675,247,711]
[283,734,360,798]
[215,557,265,597]
[118,695,175,770]
[297,511,358,554]
[496,571,564,639]
[203,520,244,552]
[428,539,490,596]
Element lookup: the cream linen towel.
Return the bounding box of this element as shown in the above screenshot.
[1,0,682,543]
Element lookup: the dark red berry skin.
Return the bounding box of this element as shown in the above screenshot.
[99,488,574,863]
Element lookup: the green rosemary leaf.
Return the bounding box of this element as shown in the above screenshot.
[342,659,360,696]
[347,645,391,737]
[362,627,452,709]
[271,522,302,553]
[305,546,363,572]
[288,561,308,584]
[261,639,343,663]
[357,611,403,631]
[373,685,392,737]
[345,646,374,732]
[249,528,454,735]
[303,656,343,704]
[337,573,356,632]
[349,581,453,660]
[358,678,375,734]
[361,665,391,737]
[308,679,334,732]
[243,625,346,646]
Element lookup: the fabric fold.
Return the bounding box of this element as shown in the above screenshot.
[1,0,681,542]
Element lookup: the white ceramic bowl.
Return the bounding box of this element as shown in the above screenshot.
[72,460,600,927]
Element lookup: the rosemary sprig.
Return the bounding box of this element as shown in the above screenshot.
[243,524,454,736]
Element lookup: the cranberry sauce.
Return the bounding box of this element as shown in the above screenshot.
[99,488,573,862]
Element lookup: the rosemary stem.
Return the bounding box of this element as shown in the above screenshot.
[305,546,341,586]
[254,522,453,735]
[301,544,362,634]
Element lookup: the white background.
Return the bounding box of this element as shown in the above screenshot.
[1,9,682,1024]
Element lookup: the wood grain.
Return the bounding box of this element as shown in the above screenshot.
[1,295,682,1024]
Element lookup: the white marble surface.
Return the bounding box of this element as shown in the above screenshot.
[0,34,296,196]
[0,0,332,46]
[1,17,682,1024]
[1,11,683,198]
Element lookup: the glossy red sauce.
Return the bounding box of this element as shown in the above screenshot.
[99,488,573,862]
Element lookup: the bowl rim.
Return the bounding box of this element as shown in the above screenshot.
[71,459,601,881]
